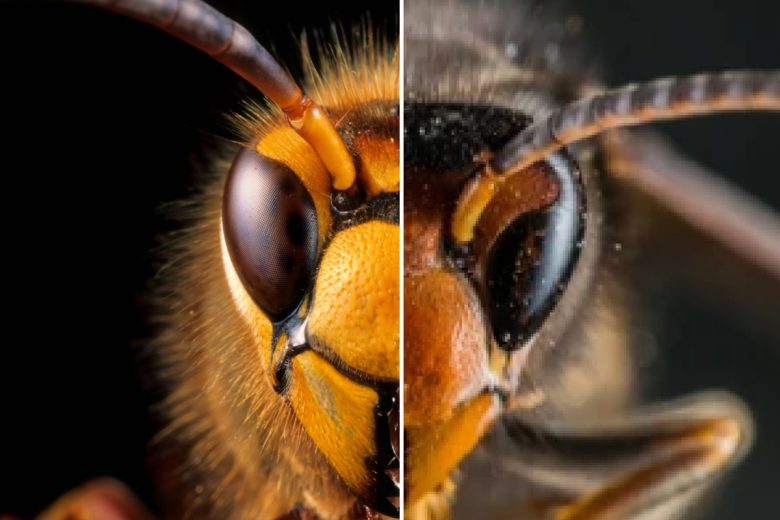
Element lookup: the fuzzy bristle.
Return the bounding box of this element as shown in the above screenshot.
[146,158,354,520]
[145,25,398,519]
[233,24,399,145]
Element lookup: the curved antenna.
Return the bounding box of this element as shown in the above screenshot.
[69,0,356,190]
[493,70,780,174]
[452,70,780,243]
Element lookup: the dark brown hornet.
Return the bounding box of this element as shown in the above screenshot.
[1,0,398,519]
[404,0,780,518]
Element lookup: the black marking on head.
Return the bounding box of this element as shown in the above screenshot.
[332,192,399,232]
[338,100,400,142]
[405,103,531,171]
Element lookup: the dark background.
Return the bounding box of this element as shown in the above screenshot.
[0,0,396,517]
[580,2,780,519]
[0,0,778,518]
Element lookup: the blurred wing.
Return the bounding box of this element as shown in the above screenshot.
[605,130,780,283]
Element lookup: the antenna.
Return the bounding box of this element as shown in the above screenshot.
[452,70,780,243]
[70,0,356,189]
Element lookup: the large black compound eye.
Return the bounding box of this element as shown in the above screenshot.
[222,147,318,321]
[485,153,585,350]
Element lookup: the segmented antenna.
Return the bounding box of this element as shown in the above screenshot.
[452,70,780,243]
[494,70,780,173]
[70,0,356,190]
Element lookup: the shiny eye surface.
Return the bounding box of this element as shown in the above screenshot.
[222,147,318,321]
[485,152,585,350]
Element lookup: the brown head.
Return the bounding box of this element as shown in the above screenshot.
[404,103,586,504]
[404,70,780,509]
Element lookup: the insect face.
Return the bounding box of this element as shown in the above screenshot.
[1,1,399,518]
[220,67,400,515]
[404,103,590,505]
[404,0,780,518]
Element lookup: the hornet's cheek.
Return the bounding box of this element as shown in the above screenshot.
[288,221,400,505]
[308,222,400,380]
[404,270,489,424]
[404,269,500,502]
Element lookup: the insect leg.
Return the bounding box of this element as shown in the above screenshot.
[500,392,752,520]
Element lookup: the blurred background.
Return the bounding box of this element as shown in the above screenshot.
[0,0,778,518]
[582,1,780,518]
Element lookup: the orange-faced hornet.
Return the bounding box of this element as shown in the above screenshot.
[0,1,398,519]
[404,0,780,518]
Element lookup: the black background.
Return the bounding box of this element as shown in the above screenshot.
[0,0,779,518]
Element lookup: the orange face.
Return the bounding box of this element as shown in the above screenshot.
[220,46,400,516]
[403,103,589,511]
[404,163,502,506]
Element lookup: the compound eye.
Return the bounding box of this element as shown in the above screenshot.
[222,147,318,321]
[485,154,585,350]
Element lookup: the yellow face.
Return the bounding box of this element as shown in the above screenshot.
[220,49,400,515]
